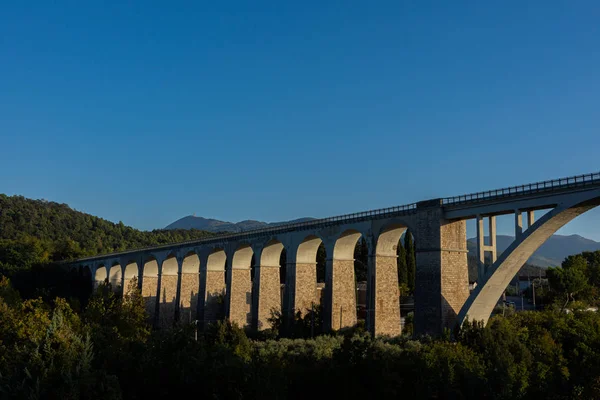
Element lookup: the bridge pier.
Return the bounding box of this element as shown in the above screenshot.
[325,258,357,331]
[414,201,469,336]
[253,264,281,330]
[371,254,401,336]
[287,262,317,319]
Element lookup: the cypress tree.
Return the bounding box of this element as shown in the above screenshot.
[405,229,416,294]
[397,238,408,289]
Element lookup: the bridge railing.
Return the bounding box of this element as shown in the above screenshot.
[68,202,418,263]
[442,172,600,206]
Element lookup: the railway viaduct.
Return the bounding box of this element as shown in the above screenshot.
[70,172,600,336]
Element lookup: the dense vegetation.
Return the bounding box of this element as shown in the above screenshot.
[0,194,214,263]
[0,195,214,300]
[1,276,600,399]
[2,193,600,398]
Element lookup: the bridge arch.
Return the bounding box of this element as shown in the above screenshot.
[123,260,139,295]
[108,262,122,291]
[94,264,108,288]
[458,190,600,326]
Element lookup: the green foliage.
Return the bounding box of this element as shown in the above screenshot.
[0,194,214,264]
[397,237,408,287]
[547,251,600,308]
[4,195,600,399]
[405,229,416,294]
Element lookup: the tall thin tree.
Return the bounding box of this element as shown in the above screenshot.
[397,237,408,290]
[405,229,416,294]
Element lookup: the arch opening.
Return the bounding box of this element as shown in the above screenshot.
[108,263,122,292]
[94,265,108,288]
[123,261,139,296]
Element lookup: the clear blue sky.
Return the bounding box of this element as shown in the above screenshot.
[1,1,599,239]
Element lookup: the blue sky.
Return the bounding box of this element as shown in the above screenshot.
[1,1,599,239]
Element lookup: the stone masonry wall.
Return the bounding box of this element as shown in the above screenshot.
[414,207,443,336]
[229,269,252,328]
[179,273,199,324]
[293,263,317,315]
[205,270,226,324]
[331,259,357,330]
[414,205,470,336]
[256,266,281,330]
[142,276,158,320]
[159,275,178,328]
[440,220,469,330]
[375,255,401,336]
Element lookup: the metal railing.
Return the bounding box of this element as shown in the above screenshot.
[69,202,418,262]
[67,171,600,263]
[442,172,600,206]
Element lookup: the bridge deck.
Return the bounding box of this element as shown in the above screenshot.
[68,171,600,263]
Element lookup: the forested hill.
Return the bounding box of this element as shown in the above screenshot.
[0,194,214,265]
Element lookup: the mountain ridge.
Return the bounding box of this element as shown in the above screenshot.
[165,215,316,233]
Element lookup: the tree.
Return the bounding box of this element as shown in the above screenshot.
[405,230,416,294]
[397,238,408,292]
[547,261,590,308]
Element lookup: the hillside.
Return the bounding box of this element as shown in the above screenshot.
[165,215,316,232]
[0,194,214,264]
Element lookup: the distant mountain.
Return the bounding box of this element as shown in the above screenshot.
[167,215,600,268]
[467,234,600,268]
[165,215,316,233]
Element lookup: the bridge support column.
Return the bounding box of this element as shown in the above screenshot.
[324,258,357,331]
[414,201,469,336]
[287,262,317,319]
[203,269,226,325]
[476,215,497,283]
[371,254,401,336]
[179,272,199,324]
[253,265,281,330]
[226,266,252,328]
[153,269,163,329]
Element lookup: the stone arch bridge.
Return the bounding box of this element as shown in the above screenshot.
[69,172,600,336]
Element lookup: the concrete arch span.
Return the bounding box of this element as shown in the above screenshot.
[458,190,600,326]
